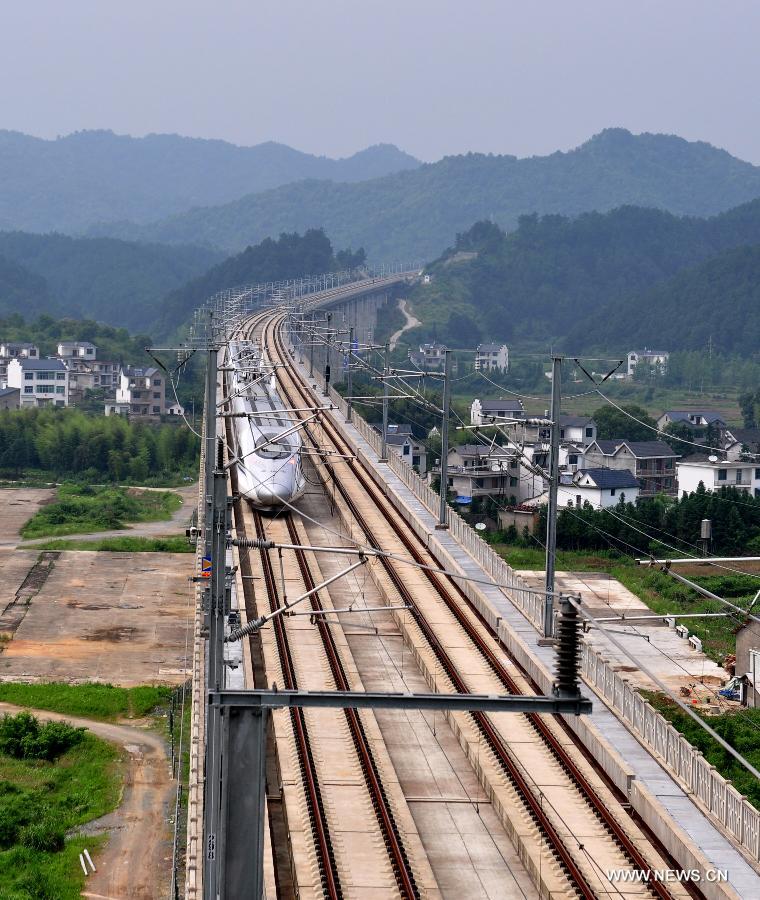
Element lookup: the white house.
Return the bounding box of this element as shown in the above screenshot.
[627,349,669,378]
[116,366,167,417]
[470,397,525,425]
[677,456,760,498]
[475,343,509,372]
[57,341,97,360]
[558,415,597,445]
[566,468,640,509]
[657,409,727,430]
[372,424,427,474]
[409,342,447,371]
[7,358,69,407]
[439,443,520,502]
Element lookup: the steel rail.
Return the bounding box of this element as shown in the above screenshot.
[251,509,343,899]
[284,515,419,899]
[262,316,598,897]
[264,312,686,900]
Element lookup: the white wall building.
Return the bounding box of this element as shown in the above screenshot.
[115,366,167,417]
[57,341,97,360]
[566,468,640,509]
[475,343,509,372]
[627,349,669,378]
[470,397,525,425]
[677,457,760,498]
[7,358,69,407]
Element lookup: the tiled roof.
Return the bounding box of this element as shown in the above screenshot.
[479,398,524,411]
[10,358,66,371]
[591,439,677,458]
[477,343,507,353]
[560,415,594,427]
[575,468,640,489]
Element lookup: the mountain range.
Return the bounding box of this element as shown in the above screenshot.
[406,199,760,356]
[0,130,420,233]
[90,129,760,260]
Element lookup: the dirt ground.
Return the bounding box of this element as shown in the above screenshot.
[0,550,193,686]
[0,487,55,547]
[0,702,173,900]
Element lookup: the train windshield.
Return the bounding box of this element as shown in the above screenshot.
[255,433,293,460]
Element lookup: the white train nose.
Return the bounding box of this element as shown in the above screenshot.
[256,485,291,507]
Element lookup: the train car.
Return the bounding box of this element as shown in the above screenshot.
[228,339,307,510]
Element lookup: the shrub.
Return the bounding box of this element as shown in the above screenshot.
[0,714,85,762]
[18,818,65,852]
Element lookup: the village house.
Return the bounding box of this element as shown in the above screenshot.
[677,455,760,498]
[474,342,509,372]
[438,443,520,502]
[724,428,760,461]
[583,439,679,497]
[408,342,447,371]
[657,409,727,430]
[626,349,669,378]
[565,468,640,509]
[6,358,70,407]
[114,365,167,418]
[372,424,427,474]
[470,397,525,425]
[0,342,39,387]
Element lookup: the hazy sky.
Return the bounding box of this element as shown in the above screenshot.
[2,0,758,163]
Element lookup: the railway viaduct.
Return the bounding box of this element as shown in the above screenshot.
[183,273,760,900]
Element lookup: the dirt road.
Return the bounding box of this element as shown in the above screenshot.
[0,702,173,900]
[389,297,421,350]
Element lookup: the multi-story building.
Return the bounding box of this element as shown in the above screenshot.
[583,439,679,497]
[7,358,69,407]
[566,468,640,509]
[725,428,760,461]
[438,443,520,502]
[408,342,448,371]
[657,409,727,430]
[0,342,39,386]
[372,424,427,474]
[626,349,669,378]
[677,456,760,498]
[475,343,509,372]
[57,341,97,361]
[470,397,525,425]
[115,366,167,418]
[559,415,597,445]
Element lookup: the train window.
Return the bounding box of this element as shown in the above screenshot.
[255,434,292,459]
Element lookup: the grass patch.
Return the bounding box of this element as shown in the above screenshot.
[0,716,121,899]
[492,543,744,661]
[0,683,171,721]
[32,535,193,553]
[20,483,182,539]
[644,692,760,807]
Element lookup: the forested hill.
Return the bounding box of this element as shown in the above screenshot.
[154,229,366,337]
[92,129,760,260]
[405,200,760,355]
[0,129,420,233]
[581,244,760,356]
[0,232,221,330]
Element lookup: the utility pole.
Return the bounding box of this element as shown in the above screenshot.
[346,325,354,424]
[544,354,562,637]
[309,314,315,378]
[323,313,332,398]
[380,342,389,461]
[204,312,217,559]
[437,349,451,529]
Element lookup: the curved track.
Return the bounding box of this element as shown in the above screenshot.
[219,302,700,899]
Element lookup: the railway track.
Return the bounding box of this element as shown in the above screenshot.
[235,309,697,900]
[224,336,428,898]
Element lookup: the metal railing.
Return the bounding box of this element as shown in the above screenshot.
[581,643,760,859]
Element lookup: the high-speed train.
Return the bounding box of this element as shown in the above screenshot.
[227,339,307,510]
